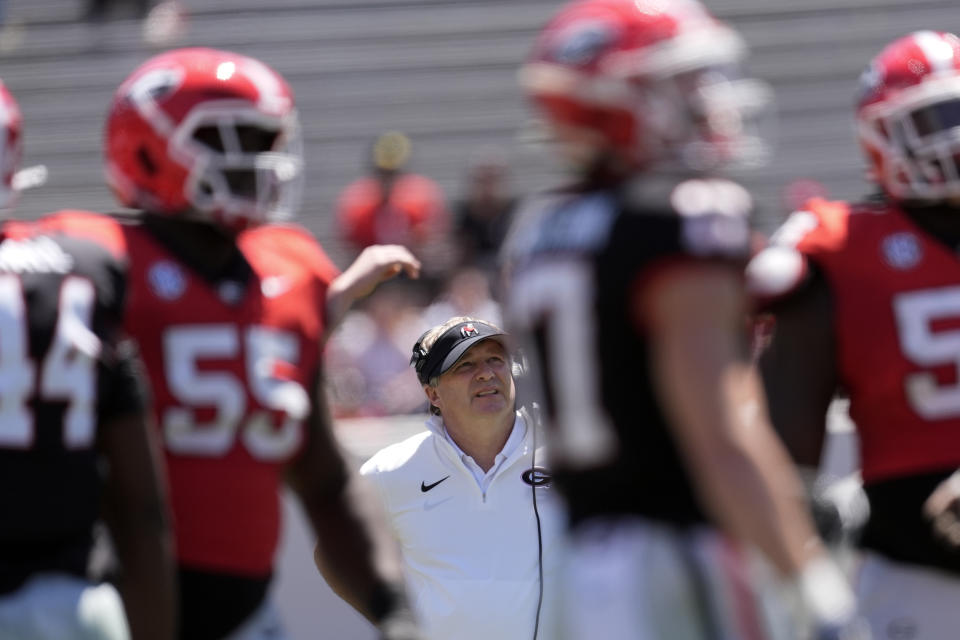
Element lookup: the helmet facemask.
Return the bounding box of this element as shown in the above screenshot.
[860,77,960,203]
[171,102,304,227]
[631,62,772,172]
[609,21,772,172]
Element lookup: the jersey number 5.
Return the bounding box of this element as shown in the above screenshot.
[162,324,309,460]
[0,274,97,449]
[894,286,960,419]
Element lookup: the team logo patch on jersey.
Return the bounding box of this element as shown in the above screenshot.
[148,260,186,300]
[881,232,922,270]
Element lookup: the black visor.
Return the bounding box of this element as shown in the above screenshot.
[410,321,506,384]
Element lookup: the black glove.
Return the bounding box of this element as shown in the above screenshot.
[370,583,424,640]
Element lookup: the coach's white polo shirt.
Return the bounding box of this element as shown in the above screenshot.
[360,410,566,640]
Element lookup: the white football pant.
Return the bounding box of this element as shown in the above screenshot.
[552,517,796,640]
[0,574,129,640]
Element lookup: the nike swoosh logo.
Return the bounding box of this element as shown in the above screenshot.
[421,476,450,492]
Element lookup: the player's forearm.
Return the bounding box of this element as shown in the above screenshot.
[690,409,823,575]
[111,507,177,640]
[324,276,356,336]
[324,244,421,336]
[659,333,821,574]
[308,475,405,624]
[98,413,177,640]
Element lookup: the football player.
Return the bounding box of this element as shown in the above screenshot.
[502,1,865,638]
[0,80,175,639]
[750,30,960,638]
[33,48,421,640]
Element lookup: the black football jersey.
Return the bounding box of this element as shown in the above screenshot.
[503,177,753,528]
[0,226,146,592]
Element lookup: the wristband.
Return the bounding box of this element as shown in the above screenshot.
[368,582,411,624]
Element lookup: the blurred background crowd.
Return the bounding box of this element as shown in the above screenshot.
[2,0,956,422]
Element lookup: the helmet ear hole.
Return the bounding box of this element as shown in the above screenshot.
[137,146,157,176]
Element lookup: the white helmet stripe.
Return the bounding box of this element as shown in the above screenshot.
[913,31,955,74]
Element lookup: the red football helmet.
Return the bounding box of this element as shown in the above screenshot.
[105,47,302,230]
[857,31,960,203]
[0,80,22,211]
[519,0,770,172]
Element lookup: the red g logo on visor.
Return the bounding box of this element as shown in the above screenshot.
[460,324,479,338]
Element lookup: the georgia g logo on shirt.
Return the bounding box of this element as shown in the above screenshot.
[521,466,553,488]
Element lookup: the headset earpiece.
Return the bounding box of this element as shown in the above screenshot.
[410,329,431,381]
[511,348,528,379]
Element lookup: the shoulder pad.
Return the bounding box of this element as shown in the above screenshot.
[241,223,340,282]
[31,210,128,259]
[673,179,753,257]
[771,198,852,250]
[621,176,752,219]
[747,198,851,306]
[670,178,753,220]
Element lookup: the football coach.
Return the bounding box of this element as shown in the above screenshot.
[359,316,566,640]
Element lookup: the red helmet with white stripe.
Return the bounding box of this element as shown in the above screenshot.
[0,80,22,211]
[856,31,960,202]
[105,47,302,231]
[519,0,770,173]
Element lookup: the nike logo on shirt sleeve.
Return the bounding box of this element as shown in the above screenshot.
[420,476,450,492]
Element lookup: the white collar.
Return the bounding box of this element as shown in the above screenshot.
[426,411,528,486]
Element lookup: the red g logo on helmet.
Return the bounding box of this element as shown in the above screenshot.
[460,324,479,338]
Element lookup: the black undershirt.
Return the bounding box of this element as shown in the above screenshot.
[861,469,960,575]
[177,567,272,640]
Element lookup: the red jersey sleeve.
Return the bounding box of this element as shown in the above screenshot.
[27,210,130,260]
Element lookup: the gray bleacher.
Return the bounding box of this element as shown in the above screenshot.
[2,0,958,266]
